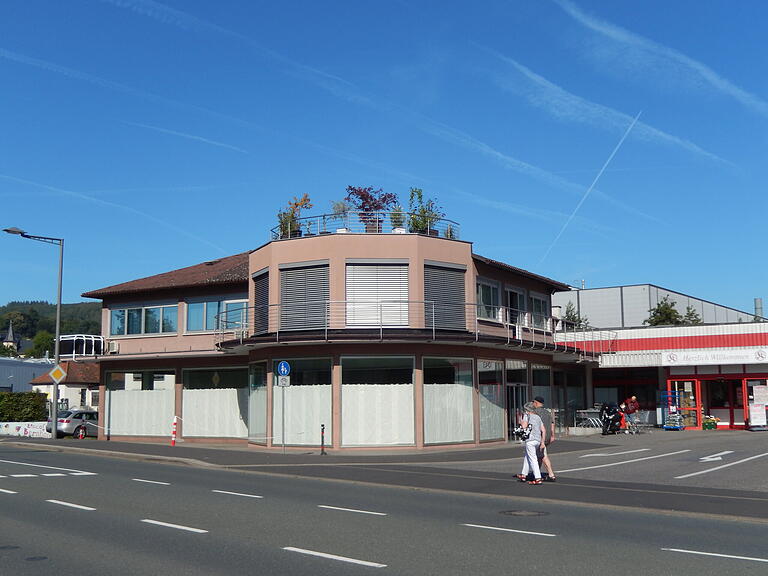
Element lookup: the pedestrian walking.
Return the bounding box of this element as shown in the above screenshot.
[517,402,546,485]
[533,395,557,481]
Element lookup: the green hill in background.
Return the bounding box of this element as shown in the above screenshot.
[1,300,101,340]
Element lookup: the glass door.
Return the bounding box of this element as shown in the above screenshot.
[248,363,268,444]
[669,380,701,428]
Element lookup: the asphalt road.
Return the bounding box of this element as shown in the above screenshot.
[1,437,767,575]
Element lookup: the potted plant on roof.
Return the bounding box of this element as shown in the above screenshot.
[408,187,444,235]
[390,205,406,233]
[277,193,313,239]
[345,185,398,233]
[330,199,351,233]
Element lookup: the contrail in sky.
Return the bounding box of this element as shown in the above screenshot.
[123,121,251,154]
[0,173,228,253]
[540,111,642,263]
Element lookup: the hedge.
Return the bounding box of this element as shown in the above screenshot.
[0,392,49,422]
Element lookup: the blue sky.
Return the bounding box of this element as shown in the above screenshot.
[2,0,767,315]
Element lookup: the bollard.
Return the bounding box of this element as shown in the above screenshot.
[171,415,177,447]
[320,423,327,455]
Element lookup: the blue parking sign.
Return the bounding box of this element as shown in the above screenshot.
[277,361,291,376]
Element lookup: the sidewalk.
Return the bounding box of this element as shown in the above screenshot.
[0,435,606,468]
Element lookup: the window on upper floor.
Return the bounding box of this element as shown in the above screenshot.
[110,305,178,336]
[186,298,248,332]
[505,288,525,323]
[530,293,550,329]
[476,280,500,321]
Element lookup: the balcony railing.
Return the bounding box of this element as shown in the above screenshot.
[214,301,616,357]
[59,334,104,360]
[270,211,461,241]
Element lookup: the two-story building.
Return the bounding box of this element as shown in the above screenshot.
[83,211,613,450]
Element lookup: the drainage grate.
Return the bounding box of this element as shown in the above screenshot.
[499,510,549,517]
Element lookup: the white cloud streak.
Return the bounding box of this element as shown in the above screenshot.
[554,0,768,118]
[123,121,250,154]
[419,117,663,224]
[484,48,731,166]
[0,173,227,252]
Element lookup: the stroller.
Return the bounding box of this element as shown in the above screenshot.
[600,402,623,435]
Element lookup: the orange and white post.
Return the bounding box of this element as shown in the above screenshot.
[171,415,178,446]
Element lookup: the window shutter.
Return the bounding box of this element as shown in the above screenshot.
[253,272,269,334]
[280,266,329,330]
[425,265,466,329]
[346,264,408,326]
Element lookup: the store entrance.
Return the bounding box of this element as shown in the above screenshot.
[704,379,744,429]
[506,384,528,439]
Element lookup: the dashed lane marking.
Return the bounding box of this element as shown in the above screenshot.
[318,505,387,516]
[46,499,96,511]
[283,547,386,568]
[212,490,263,499]
[0,488,17,494]
[462,523,556,537]
[662,548,768,563]
[141,519,207,533]
[132,478,170,485]
[579,449,650,458]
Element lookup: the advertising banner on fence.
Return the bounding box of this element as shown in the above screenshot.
[0,421,51,438]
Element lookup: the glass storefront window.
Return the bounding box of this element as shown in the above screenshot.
[183,369,247,389]
[272,358,332,446]
[423,358,474,445]
[341,357,414,446]
[478,359,504,441]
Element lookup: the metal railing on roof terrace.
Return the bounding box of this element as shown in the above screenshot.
[269,211,461,241]
[214,301,616,357]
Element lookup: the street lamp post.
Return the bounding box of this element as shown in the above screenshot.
[4,227,64,441]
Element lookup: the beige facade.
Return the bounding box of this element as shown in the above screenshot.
[87,229,607,450]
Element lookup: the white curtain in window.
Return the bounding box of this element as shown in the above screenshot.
[182,389,248,438]
[478,385,505,441]
[341,384,415,446]
[423,383,474,444]
[105,388,175,436]
[272,385,332,445]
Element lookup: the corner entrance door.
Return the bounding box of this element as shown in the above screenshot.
[248,363,268,444]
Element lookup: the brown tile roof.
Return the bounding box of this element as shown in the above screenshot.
[472,254,570,292]
[30,361,100,385]
[82,251,251,299]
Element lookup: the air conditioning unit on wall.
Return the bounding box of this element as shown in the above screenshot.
[107,341,120,354]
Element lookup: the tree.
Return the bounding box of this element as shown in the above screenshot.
[344,186,398,228]
[26,330,54,359]
[0,345,18,358]
[277,193,313,238]
[683,306,702,325]
[407,188,444,233]
[562,301,590,329]
[644,296,683,326]
[1,311,35,339]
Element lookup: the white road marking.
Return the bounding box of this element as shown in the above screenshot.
[662,547,768,563]
[462,523,556,537]
[212,489,263,499]
[41,473,67,477]
[0,458,94,475]
[0,488,17,494]
[46,499,96,511]
[579,449,650,458]
[141,519,208,533]
[69,472,98,476]
[283,547,386,568]
[675,452,768,479]
[559,450,691,473]
[699,451,734,462]
[318,505,387,516]
[132,478,170,485]
[10,474,36,478]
